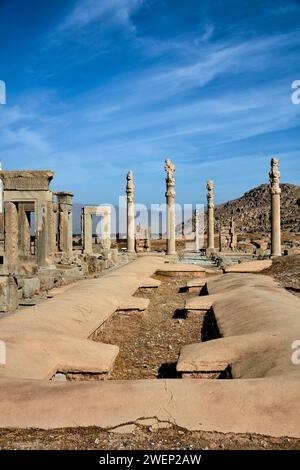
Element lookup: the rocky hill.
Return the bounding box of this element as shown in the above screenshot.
[214,183,300,233]
[179,183,300,235]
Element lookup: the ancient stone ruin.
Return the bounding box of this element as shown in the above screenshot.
[0,157,299,447]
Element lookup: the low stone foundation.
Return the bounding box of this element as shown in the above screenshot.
[51,371,111,381]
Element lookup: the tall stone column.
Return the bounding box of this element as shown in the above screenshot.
[195,209,200,252]
[51,201,58,256]
[126,171,135,253]
[82,208,93,254]
[219,224,223,252]
[100,208,111,251]
[229,216,237,251]
[4,201,18,265]
[57,192,73,257]
[18,203,31,256]
[164,159,176,255]
[206,180,215,253]
[269,158,281,257]
[36,198,50,267]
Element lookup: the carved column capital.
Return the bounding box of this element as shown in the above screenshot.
[165,158,176,198]
[269,158,281,195]
[207,179,214,208]
[126,170,135,203]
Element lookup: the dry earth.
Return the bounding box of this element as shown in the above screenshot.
[1,259,300,450]
[263,254,300,292]
[94,275,202,380]
[1,426,300,450]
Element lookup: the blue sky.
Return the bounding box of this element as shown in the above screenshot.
[0,0,300,205]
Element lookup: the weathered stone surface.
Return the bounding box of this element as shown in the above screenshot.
[0,170,54,191]
[56,192,73,256]
[0,256,165,380]
[4,202,18,265]
[21,277,41,299]
[0,274,18,312]
[224,259,272,273]
[82,206,111,255]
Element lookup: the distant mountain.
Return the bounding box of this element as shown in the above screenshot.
[214,183,300,233]
[177,183,300,235]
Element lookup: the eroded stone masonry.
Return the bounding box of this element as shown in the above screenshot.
[0,169,122,313]
[0,157,300,444]
[0,157,294,313]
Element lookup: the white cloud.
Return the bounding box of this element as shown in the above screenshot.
[59,0,144,33]
[1,127,50,153]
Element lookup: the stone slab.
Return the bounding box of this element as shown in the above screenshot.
[184,294,221,311]
[0,378,300,438]
[118,297,150,311]
[180,273,300,380]
[224,259,272,273]
[0,256,165,380]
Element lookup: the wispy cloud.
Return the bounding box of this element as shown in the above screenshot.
[58,0,144,33]
[1,0,300,203]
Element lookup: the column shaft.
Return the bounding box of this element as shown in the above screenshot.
[126,171,135,253]
[271,193,281,256]
[269,158,281,258]
[206,180,215,252]
[18,203,31,256]
[165,159,176,255]
[166,195,176,255]
[4,201,18,265]
[83,213,93,254]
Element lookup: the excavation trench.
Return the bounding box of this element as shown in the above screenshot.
[86,274,227,380]
[50,275,228,381]
[93,275,202,379]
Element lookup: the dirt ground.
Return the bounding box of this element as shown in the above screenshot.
[1,260,300,450]
[263,254,300,292]
[0,266,300,450]
[94,275,202,379]
[1,426,300,450]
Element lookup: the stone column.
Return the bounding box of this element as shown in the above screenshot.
[229,216,237,251]
[18,203,31,256]
[47,194,57,258]
[101,208,111,251]
[57,192,73,257]
[206,180,215,253]
[36,198,50,267]
[164,159,176,255]
[82,208,93,254]
[126,171,135,253]
[4,201,18,265]
[51,201,58,256]
[195,209,200,252]
[219,224,223,252]
[269,158,281,257]
[146,226,151,252]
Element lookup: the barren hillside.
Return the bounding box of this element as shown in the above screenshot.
[180,183,300,235]
[214,183,300,233]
